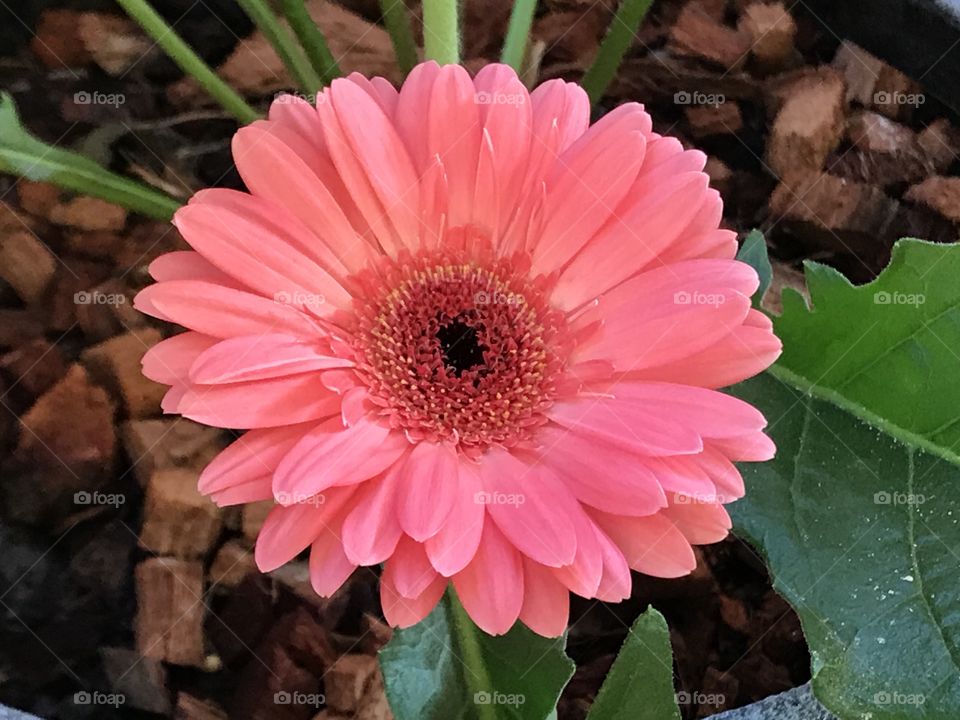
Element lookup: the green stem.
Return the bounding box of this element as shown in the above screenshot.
[422,0,460,65]
[378,0,419,75]
[580,0,655,105]
[279,0,342,86]
[114,0,259,124]
[447,590,498,720]
[236,0,323,95]
[0,92,182,219]
[500,0,537,72]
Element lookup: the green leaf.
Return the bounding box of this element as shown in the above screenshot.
[736,229,773,307]
[730,239,960,718]
[380,591,575,720]
[586,608,681,720]
[0,92,182,220]
[731,374,960,719]
[773,238,960,465]
[580,0,655,105]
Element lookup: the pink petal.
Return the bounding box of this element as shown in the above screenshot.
[479,450,577,567]
[384,536,437,598]
[149,251,241,287]
[552,505,603,597]
[199,423,313,495]
[274,417,409,502]
[134,280,317,339]
[711,432,776,462]
[309,514,357,597]
[532,424,668,516]
[453,520,524,636]
[381,569,446,629]
[531,104,649,275]
[341,463,405,565]
[254,487,355,572]
[319,79,420,258]
[177,375,341,429]
[174,193,351,313]
[425,65,481,227]
[519,559,570,638]
[592,510,697,578]
[424,462,485,576]
[554,172,710,309]
[547,398,703,457]
[662,501,732,545]
[210,476,272,506]
[396,441,460,541]
[395,61,442,168]
[189,334,354,384]
[594,525,632,602]
[571,260,755,369]
[142,332,218,385]
[232,125,377,274]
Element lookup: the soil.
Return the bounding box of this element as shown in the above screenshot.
[0,0,958,718]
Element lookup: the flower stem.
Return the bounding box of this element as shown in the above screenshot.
[279,0,343,86]
[422,0,460,65]
[580,0,655,105]
[500,0,537,72]
[378,0,419,75]
[236,0,323,95]
[114,0,260,124]
[447,589,498,720]
[0,93,182,219]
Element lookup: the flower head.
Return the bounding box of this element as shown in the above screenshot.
[136,62,781,636]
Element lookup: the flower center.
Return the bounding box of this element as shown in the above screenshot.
[348,243,569,454]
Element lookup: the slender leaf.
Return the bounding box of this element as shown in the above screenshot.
[280,0,343,86]
[587,608,681,720]
[580,0,655,105]
[115,0,259,123]
[0,92,181,220]
[378,0,419,76]
[501,0,538,72]
[237,0,322,94]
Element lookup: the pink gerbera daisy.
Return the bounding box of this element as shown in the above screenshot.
[136,62,781,637]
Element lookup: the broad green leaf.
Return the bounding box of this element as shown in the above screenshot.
[732,374,960,719]
[0,92,181,220]
[736,229,773,307]
[730,239,960,719]
[586,608,681,720]
[774,238,960,465]
[379,591,575,720]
